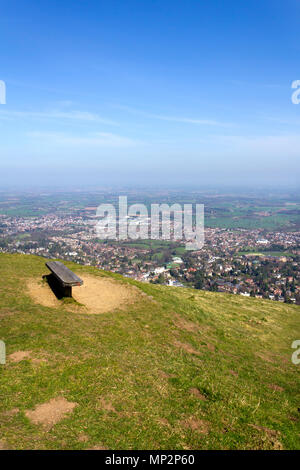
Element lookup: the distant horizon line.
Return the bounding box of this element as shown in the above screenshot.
[0,183,299,194]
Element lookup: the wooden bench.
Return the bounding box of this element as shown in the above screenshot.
[45,261,83,297]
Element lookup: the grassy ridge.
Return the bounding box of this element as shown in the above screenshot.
[0,253,299,450]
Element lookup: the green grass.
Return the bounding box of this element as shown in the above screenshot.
[238,251,294,258]
[206,214,300,230]
[0,253,299,450]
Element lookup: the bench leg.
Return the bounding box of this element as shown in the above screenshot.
[63,286,72,298]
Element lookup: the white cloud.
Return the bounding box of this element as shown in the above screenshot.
[27,131,140,147]
[115,105,234,127]
[151,114,233,126]
[0,109,118,125]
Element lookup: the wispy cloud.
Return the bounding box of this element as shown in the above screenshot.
[150,113,231,126]
[115,105,234,127]
[27,131,140,147]
[229,79,284,89]
[0,109,118,125]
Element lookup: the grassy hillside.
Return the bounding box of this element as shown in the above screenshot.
[0,253,299,450]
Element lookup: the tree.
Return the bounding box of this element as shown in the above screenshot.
[209,282,218,292]
[195,278,204,290]
[154,273,165,285]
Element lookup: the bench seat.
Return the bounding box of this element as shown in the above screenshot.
[45,261,83,297]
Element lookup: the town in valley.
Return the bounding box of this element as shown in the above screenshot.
[1,188,299,304]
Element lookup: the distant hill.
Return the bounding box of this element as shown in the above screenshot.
[0,253,299,450]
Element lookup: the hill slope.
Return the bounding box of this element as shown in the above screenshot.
[0,253,299,450]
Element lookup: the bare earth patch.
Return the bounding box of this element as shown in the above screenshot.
[268,384,284,392]
[181,417,210,434]
[3,408,19,417]
[249,424,283,450]
[159,371,176,379]
[25,397,78,430]
[97,397,117,413]
[158,417,170,426]
[31,357,48,366]
[72,274,139,313]
[0,440,9,450]
[189,388,207,401]
[27,274,140,314]
[174,340,201,356]
[27,280,61,308]
[0,309,15,319]
[8,350,32,363]
[173,314,200,333]
[8,350,47,366]
[289,415,298,422]
[249,424,280,438]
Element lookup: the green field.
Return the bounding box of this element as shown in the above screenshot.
[206,214,300,230]
[0,254,299,450]
[238,251,294,258]
[0,191,300,231]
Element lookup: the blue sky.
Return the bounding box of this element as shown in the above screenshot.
[0,0,300,188]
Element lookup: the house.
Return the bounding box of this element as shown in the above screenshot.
[172,257,183,264]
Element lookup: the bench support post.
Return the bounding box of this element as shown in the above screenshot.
[63,286,72,298]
